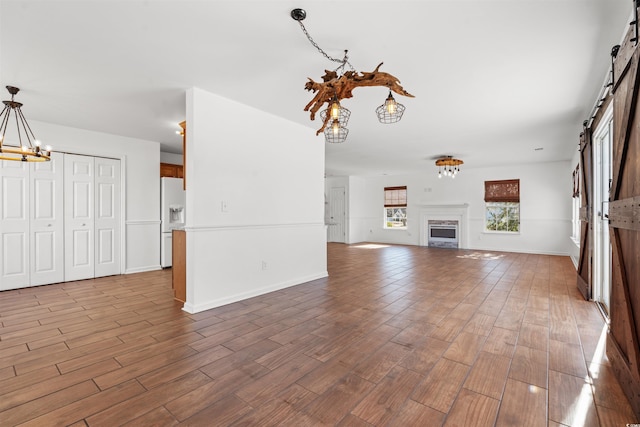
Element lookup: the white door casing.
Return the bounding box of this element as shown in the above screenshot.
[0,160,30,290]
[592,109,613,315]
[94,157,120,278]
[30,152,64,286]
[64,154,95,281]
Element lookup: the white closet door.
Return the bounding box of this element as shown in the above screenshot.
[64,154,95,281]
[0,161,30,290]
[94,157,120,278]
[30,152,64,286]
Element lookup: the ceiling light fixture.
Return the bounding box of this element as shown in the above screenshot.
[319,96,351,143]
[0,86,51,162]
[291,8,414,143]
[436,156,463,179]
[376,91,406,123]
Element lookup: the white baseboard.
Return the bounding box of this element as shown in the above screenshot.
[125,265,162,274]
[182,270,328,314]
[465,246,570,257]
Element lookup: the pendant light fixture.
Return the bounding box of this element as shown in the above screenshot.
[318,95,351,143]
[0,86,51,162]
[324,119,349,144]
[376,91,406,123]
[319,96,351,127]
[291,8,414,142]
[436,156,463,179]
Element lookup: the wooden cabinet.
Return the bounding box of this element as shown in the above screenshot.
[160,162,183,178]
[172,229,186,303]
[160,122,186,181]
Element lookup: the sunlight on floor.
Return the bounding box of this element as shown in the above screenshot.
[456,252,506,260]
[563,325,608,426]
[568,382,595,427]
[352,244,391,249]
[588,324,609,378]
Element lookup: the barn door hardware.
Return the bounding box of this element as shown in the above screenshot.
[609,44,621,93]
[631,0,640,44]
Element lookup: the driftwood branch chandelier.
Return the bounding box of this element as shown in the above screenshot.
[0,86,51,162]
[291,8,414,143]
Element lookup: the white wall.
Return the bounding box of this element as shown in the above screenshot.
[335,160,573,255]
[183,88,327,314]
[348,176,368,244]
[31,120,161,273]
[160,152,183,165]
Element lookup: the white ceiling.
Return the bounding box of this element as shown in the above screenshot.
[0,0,631,176]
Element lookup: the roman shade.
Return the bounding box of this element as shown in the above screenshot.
[484,179,520,203]
[384,186,407,207]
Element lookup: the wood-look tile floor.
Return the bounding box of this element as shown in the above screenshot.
[0,243,637,426]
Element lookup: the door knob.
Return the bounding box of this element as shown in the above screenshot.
[47,224,52,227]
[82,223,86,226]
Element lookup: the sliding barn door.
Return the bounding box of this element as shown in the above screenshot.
[577,128,593,300]
[606,15,640,417]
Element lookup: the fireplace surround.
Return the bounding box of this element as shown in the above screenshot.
[419,203,469,249]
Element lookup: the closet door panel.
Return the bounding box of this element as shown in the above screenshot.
[30,152,64,286]
[94,157,120,278]
[0,161,29,290]
[64,154,95,281]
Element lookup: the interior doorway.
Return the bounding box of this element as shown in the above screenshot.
[592,107,613,316]
[328,187,346,243]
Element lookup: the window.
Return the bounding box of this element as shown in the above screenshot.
[384,186,407,229]
[572,196,581,243]
[484,179,520,232]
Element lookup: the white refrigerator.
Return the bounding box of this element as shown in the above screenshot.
[161,177,185,268]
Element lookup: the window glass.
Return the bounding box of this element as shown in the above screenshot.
[485,202,520,232]
[385,207,407,228]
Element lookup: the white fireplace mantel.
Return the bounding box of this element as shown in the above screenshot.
[418,203,469,248]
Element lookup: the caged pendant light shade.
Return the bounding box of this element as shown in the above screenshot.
[319,97,351,143]
[324,119,349,143]
[376,91,406,123]
[319,98,351,127]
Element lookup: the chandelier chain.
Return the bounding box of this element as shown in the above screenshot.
[296,21,355,73]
